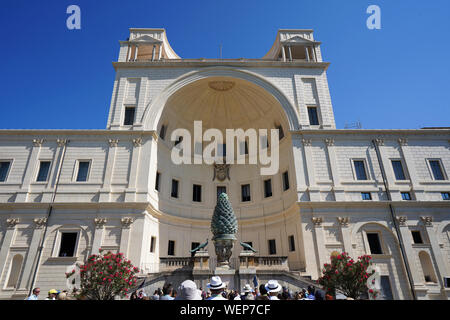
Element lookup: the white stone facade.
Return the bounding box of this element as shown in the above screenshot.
[0,29,449,300]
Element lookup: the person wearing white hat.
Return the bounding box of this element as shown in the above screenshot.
[206,276,227,300]
[240,284,255,300]
[265,280,282,300]
[175,280,202,300]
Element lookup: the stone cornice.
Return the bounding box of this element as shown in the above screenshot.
[113,60,330,70]
[297,201,450,209]
[292,129,450,136]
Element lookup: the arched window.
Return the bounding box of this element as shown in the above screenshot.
[419,251,437,283]
[6,254,23,289]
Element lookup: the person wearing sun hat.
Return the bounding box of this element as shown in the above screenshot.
[265,280,282,300]
[240,284,255,300]
[175,280,202,300]
[45,289,58,300]
[206,276,227,300]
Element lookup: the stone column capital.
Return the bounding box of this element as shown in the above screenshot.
[33,139,44,147]
[57,139,68,147]
[33,218,47,229]
[311,217,323,227]
[337,216,349,226]
[94,218,107,229]
[121,217,134,229]
[302,138,312,146]
[374,138,384,146]
[108,139,119,147]
[325,138,335,146]
[6,218,19,228]
[420,216,433,226]
[396,216,407,226]
[133,138,143,147]
[398,138,408,146]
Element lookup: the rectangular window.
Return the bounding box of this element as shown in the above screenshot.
[429,160,445,180]
[76,161,90,182]
[379,276,394,300]
[288,235,296,252]
[193,184,202,202]
[442,192,450,200]
[391,160,406,180]
[264,179,272,198]
[411,231,423,244]
[150,236,156,253]
[282,171,290,191]
[276,125,284,140]
[367,233,383,254]
[159,125,167,140]
[0,161,11,182]
[268,239,277,255]
[124,107,135,125]
[307,107,319,125]
[155,172,161,191]
[361,192,372,200]
[36,161,51,182]
[58,232,78,257]
[219,144,226,157]
[354,160,368,180]
[241,184,251,202]
[217,186,226,200]
[171,179,179,198]
[168,240,175,256]
[401,192,412,200]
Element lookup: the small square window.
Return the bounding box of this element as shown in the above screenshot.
[58,232,78,257]
[411,231,423,244]
[441,192,450,200]
[36,161,51,182]
[76,161,90,182]
[0,161,11,182]
[168,240,175,256]
[124,107,135,126]
[217,186,226,201]
[401,192,412,201]
[361,192,372,200]
[241,184,251,202]
[159,125,167,140]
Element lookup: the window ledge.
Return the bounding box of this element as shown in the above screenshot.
[419,180,449,185]
[370,254,391,259]
[47,256,78,262]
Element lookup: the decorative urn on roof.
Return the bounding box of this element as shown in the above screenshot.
[211,193,238,268]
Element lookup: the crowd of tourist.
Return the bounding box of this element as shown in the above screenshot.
[130,276,333,301]
[25,276,336,300]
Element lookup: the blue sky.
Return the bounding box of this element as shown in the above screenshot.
[0,0,449,130]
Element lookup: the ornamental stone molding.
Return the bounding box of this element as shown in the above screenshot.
[302,139,312,146]
[311,217,323,226]
[398,138,408,146]
[396,216,407,226]
[57,139,68,147]
[94,218,107,229]
[208,80,235,92]
[6,218,19,228]
[325,138,335,146]
[133,138,143,147]
[121,217,134,228]
[33,139,44,147]
[33,218,47,229]
[108,139,119,147]
[374,139,384,146]
[337,217,349,226]
[420,216,433,226]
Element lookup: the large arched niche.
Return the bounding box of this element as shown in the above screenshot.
[142,67,300,131]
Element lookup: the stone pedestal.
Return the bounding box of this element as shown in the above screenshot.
[214,268,238,290]
[193,250,210,273]
[213,238,235,269]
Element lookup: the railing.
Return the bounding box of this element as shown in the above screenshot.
[139,257,306,274]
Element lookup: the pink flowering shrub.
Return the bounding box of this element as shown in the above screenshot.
[318,252,378,299]
[65,249,139,300]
